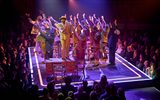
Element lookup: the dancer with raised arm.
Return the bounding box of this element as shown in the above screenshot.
[55,16,72,60]
[26,13,46,58]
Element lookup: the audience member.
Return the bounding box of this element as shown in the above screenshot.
[61,76,76,98]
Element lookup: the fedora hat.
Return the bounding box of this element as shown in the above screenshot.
[60,16,66,20]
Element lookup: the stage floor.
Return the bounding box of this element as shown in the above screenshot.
[28,47,152,90]
[125,87,160,100]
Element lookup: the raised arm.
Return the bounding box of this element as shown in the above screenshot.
[25,13,36,25]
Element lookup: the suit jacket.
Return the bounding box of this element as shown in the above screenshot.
[108,26,118,48]
[55,21,72,40]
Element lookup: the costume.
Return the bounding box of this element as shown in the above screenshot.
[75,30,86,61]
[72,23,82,57]
[100,26,109,59]
[31,20,46,56]
[55,16,72,59]
[93,28,101,65]
[40,28,55,59]
[108,23,120,65]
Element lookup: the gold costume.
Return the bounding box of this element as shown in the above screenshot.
[55,21,72,59]
[35,34,46,55]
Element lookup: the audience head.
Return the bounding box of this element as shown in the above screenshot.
[144,60,150,68]
[68,91,74,99]
[65,96,72,100]
[29,84,39,94]
[117,87,126,100]
[90,91,98,100]
[47,80,55,93]
[58,93,65,100]
[93,81,98,88]
[42,88,49,96]
[100,75,108,83]
[94,84,102,94]
[108,82,117,96]
[82,80,88,87]
[64,76,72,85]
[77,86,84,93]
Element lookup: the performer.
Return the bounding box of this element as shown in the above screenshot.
[92,23,102,66]
[55,16,72,60]
[100,18,109,60]
[81,13,89,27]
[72,16,81,57]
[26,13,46,57]
[88,14,96,46]
[40,21,55,60]
[75,29,86,64]
[47,16,61,58]
[73,20,85,60]
[76,29,87,79]
[100,16,107,28]
[108,19,120,65]
[81,13,90,37]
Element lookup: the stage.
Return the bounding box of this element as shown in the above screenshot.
[28,47,152,90]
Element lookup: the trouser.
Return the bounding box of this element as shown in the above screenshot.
[61,38,70,59]
[109,46,116,64]
[45,50,53,59]
[40,41,46,57]
[35,35,46,57]
[35,41,40,52]
[56,41,61,58]
[45,39,54,59]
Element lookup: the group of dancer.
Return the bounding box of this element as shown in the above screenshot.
[26,11,120,66]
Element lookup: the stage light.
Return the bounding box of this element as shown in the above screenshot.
[68,0,78,9]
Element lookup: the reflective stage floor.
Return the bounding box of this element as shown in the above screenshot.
[28,47,152,90]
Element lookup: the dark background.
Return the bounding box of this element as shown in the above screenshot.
[0,0,160,41]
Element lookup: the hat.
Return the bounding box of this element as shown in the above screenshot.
[60,16,66,20]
